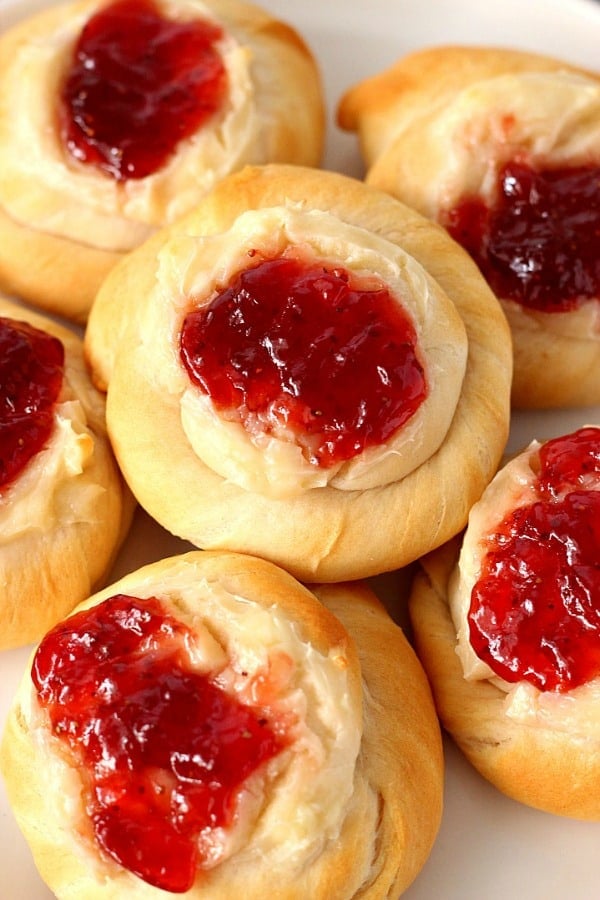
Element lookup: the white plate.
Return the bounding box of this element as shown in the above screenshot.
[0,0,599,897]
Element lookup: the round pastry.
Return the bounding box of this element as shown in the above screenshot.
[0,294,133,650]
[338,45,600,408]
[409,424,600,819]
[84,162,512,582]
[0,0,324,322]
[0,549,444,898]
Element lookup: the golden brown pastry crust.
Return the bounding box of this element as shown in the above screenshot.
[84,163,512,582]
[0,295,133,649]
[1,550,444,898]
[314,581,445,897]
[338,45,600,409]
[338,45,598,169]
[0,206,122,326]
[409,538,600,821]
[0,0,324,322]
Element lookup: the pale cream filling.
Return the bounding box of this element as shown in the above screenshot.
[449,427,600,738]
[24,562,360,877]
[0,395,103,541]
[141,205,468,499]
[0,0,259,251]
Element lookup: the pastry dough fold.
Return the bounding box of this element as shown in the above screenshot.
[85,163,512,582]
[338,45,600,408]
[409,426,600,819]
[1,550,444,898]
[0,295,133,649]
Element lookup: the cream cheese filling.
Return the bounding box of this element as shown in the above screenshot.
[0,395,104,541]
[142,205,468,499]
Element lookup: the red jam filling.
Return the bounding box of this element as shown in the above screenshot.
[32,595,289,893]
[179,256,427,468]
[468,427,600,692]
[443,162,600,313]
[0,317,64,492]
[60,0,227,180]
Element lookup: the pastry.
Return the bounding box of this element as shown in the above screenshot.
[84,163,512,583]
[338,46,600,408]
[0,0,324,321]
[0,549,444,898]
[409,424,600,819]
[0,294,132,649]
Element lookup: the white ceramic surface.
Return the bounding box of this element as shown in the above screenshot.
[0,0,599,897]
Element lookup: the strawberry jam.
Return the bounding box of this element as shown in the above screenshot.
[32,595,289,892]
[60,0,227,180]
[537,426,600,497]
[180,256,427,467]
[0,318,64,492]
[468,427,600,692]
[443,162,600,312]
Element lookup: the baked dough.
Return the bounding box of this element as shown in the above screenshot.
[1,549,444,898]
[0,294,133,650]
[338,45,600,409]
[0,0,324,322]
[408,426,600,819]
[84,163,512,582]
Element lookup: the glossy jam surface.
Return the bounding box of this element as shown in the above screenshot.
[468,428,600,692]
[0,318,64,492]
[537,426,600,497]
[444,162,600,312]
[60,0,227,180]
[180,256,427,467]
[32,595,289,892]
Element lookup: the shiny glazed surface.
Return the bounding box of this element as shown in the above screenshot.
[60,0,227,180]
[468,428,600,692]
[444,162,600,312]
[32,595,289,892]
[180,255,427,467]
